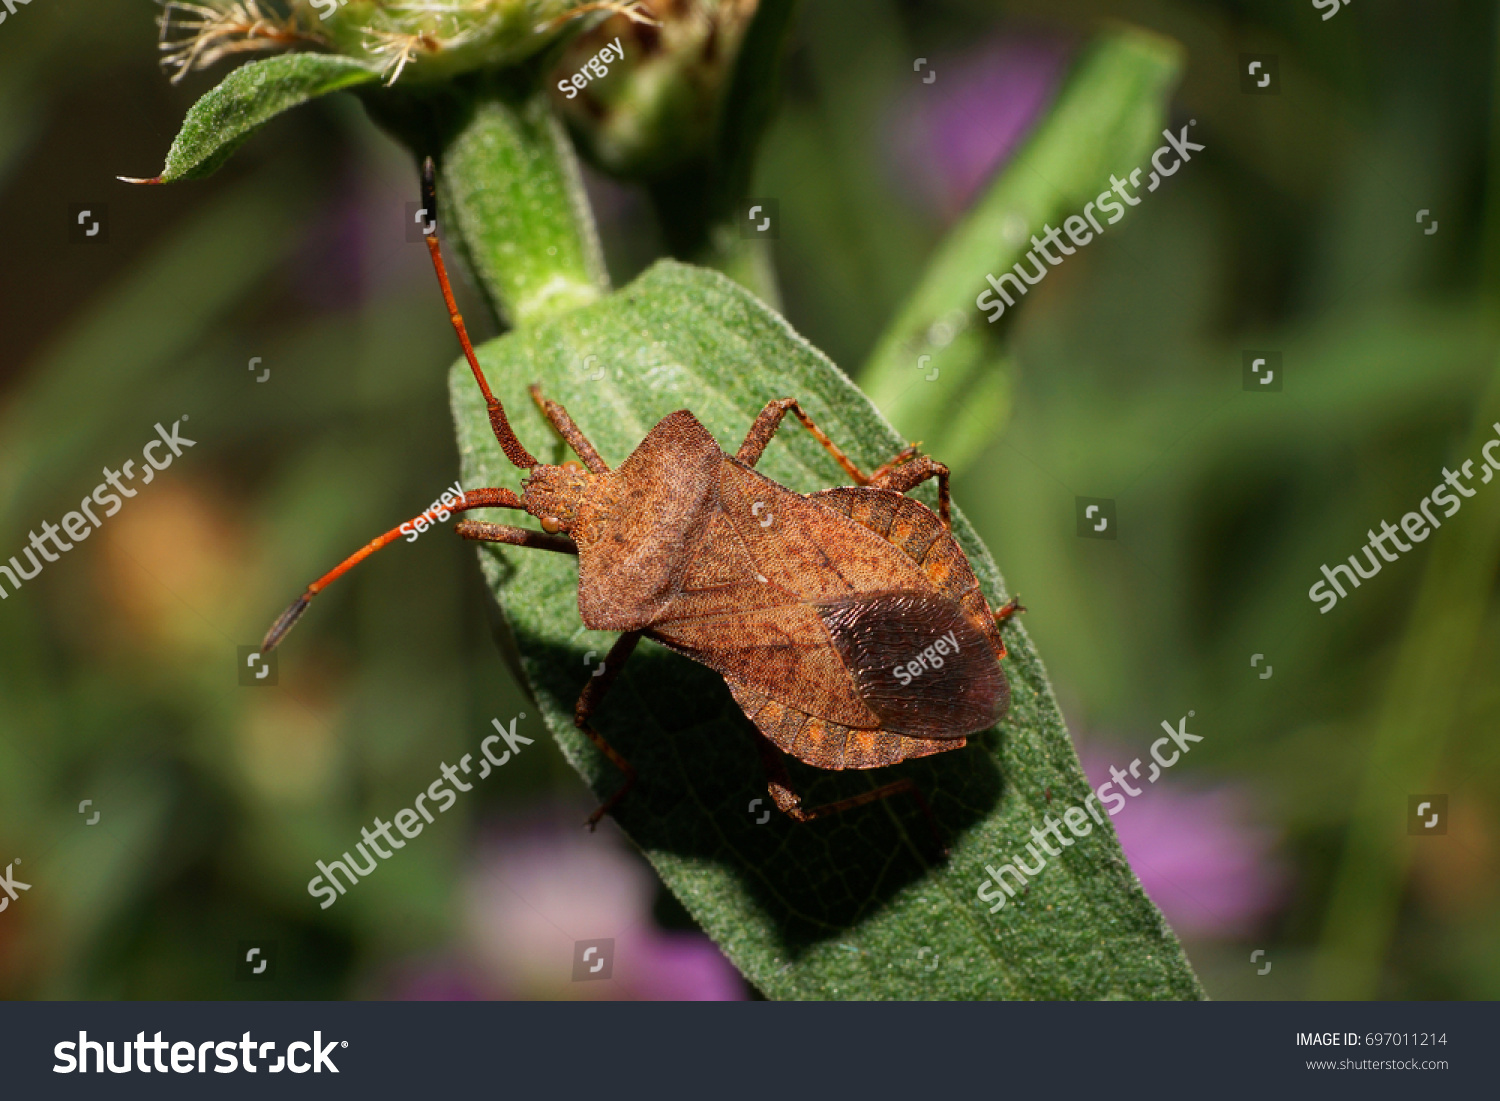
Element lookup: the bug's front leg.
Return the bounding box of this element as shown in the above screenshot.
[455,520,578,554]
[528,385,610,474]
[575,632,642,830]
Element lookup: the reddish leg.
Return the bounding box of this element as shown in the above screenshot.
[455,520,577,555]
[868,445,922,482]
[995,596,1025,627]
[750,731,948,858]
[737,399,951,525]
[576,632,643,830]
[990,595,1026,659]
[737,398,874,481]
[867,453,952,529]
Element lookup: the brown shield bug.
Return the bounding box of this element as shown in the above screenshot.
[262,159,1022,841]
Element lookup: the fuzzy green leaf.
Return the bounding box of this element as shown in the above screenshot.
[135,54,379,184]
[452,260,1203,1000]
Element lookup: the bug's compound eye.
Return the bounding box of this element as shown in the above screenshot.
[541,516,565,534]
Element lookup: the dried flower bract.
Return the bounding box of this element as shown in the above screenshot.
[159,1,318,83]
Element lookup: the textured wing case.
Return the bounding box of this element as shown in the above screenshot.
[640,453,1009,769]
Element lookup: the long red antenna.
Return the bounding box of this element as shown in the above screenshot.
[421,157,539,470]
[261,488,528,652]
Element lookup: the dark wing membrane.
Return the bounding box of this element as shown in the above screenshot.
[817,589,1008,740]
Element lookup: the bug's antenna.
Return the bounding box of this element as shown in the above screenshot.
[420,156,539,470]
[260,487,529,653]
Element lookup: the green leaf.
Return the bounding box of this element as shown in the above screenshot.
[451,260,1203,999]
[131,54,379,184]
[859,28,1183,473]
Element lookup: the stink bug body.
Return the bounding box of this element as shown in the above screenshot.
[263,160,1021,837]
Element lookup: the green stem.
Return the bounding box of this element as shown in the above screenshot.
[855,29,1181,465]
[1309,359,1500,997]
[365,73,608,328]
[441,84,609,326]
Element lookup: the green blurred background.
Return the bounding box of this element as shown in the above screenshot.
[1,0,1497,1000]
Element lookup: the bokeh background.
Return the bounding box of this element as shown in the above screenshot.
[1,0,1497,1000]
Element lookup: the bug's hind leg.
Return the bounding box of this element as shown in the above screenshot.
[751,732,948,858]
[574,632,642,830]
[529,385,610,473]
[866,454,952,529]
[994,596,1025,627]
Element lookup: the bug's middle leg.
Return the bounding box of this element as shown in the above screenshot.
[736,399,876,482]
[575,631,643,830]
[750,731,948,857]
[738,399,952,525]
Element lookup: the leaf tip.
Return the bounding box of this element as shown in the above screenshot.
[117,174,164,186]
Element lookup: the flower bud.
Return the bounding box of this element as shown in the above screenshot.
[551,0,757,179]
[286,0,642,83]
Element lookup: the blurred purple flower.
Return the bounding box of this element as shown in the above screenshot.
[389,959,485,1001]
[888,35,1074,220]
[389,809,744,1000]
[292,164,369,313]
[1080,748,1286,939]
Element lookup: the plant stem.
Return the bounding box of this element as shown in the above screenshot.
[645,0,797,305]
[365,72,609,328]
[855,29,1181,468]
[1310,358,1500,997]
[441,84,609,326]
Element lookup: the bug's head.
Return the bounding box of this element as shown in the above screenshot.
[521,461,595,535]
